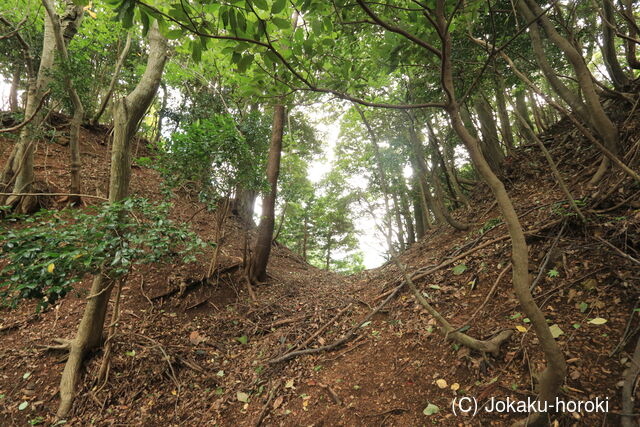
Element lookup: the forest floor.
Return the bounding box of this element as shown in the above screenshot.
[0,97,639,426]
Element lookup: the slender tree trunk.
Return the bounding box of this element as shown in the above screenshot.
[152,81,167,144]
[56,23,168,418]
[325,232,332,270]
[42,0,84,205]
[355,105,395,253]
[412,181,425,239]
[92,32,132,125]
[9,65,20,112]
[398,179,416,244]
[272,200,288,243]
[438,3,565,425]
[528,90,546,133]
[494,74,515,152]
[513,89,535,144]
[302,214,308,261]
[521,0,620,181]
[426,119,469,207]
[600,0,630,89]
[623,0,640,69]
[391,191,406,251]
[473,96,505,174]
[249,103,285,284]
[0,0,83,213]
[408,119,469,231]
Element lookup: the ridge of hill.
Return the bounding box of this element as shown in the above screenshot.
[0,93,639,426]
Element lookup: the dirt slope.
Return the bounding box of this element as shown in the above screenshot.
[1,97,639,426]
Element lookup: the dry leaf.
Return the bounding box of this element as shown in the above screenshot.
[273,395,284,409]
[436,379,448,389]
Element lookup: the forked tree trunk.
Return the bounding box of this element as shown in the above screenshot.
[600,0,630,89]
[249,103,285,284]
[56,23,168,418]
[520,0,620,182]
[92,32,132,126]
[0,0,83,213]
[438,3,565,425]
[42,0,84,205]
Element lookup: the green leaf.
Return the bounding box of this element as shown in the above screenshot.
[579,302,588,313]
[236,335,248,344]
[22,372,31,379]
[547,269,559,278]
[237,391,250,403]
[272,0,286,14]
[18,401,29,411]
[125,350,136,357]
[452,263,467,275]
[272,17,291,29]
[252,0,269,11]
[237,54,254,73]
[423,403,439,415]
[549,324,564,338]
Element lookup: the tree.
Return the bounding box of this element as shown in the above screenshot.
[56,21,168,418]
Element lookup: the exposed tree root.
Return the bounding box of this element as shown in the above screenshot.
[398,260,512,357]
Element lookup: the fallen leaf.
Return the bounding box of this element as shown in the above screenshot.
[47,263,55,273]
[450,383,460,391]
[516,325,527,333]
[589,317,607,325]
[189,331,206,345]
[237,391,249,403]
[273,395,284,409]
[549,324,564,338]
[285,379,295,389]
[435,379,448,389]
[423,403,439,415]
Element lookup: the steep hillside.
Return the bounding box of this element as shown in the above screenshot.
[1,94,639,426]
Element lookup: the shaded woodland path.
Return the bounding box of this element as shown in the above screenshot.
[0,97,639,426]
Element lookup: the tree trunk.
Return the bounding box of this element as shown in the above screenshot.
[0,0,83,213]
[624,0,640,69]
[9,65,20,111]
[92,32,132,126]
[473,96,505,174]
[325,232,332,270]
[391,190,406,251]
[408,120,469,231]
[438,3,565,425]
[600,0,630,89]
[528,89,546,133]
[232,185,256,227]
[56,23,168,418]
[302,214,308,261]
[412,181,426,239]
[398,179,416,244]
[249,103,285,284]
[42,0,84,205]
[355,105,395,253]
[513,88,535,144]
[494,74,515,152]
[521,0,620,167]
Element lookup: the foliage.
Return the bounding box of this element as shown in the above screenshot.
[0,198,206,310]
[156,113,267,204]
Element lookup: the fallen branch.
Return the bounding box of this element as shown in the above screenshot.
[530,221,566,291]
[594,236,640,266]
[291,303,353,352]
[268,282,405,364]
[0,192,108,201]
[467,263,512,324]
